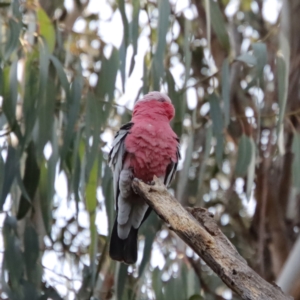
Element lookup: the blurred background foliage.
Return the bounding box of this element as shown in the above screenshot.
[0,0,299,299]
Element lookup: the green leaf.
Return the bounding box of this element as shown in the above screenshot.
[32,41,50,158]
[103,165,114,235]
[142,54,150,95]
[2,59,22,139]
[71,128,82,209]
[252,42,267,84]
[277,54,288,155]
[222,58,230,127]
[119,38,126,92]
[39,161,51,235]
[95,47,119,102]
[17,142,40,220]
[209,0,230,51]
[37,7,56,53]
[0,146,19,210]
[166,70,184,136]
[152,267,163,300]
[3,215,23,297]
[24,225,40,284]
[60,75,82,162]
[184,18,192,85]
[235,134,252,177]
[197,123,213,194]
[235,53,257,66]
[152,0,170,90]
[117,263,128,300]
[49,54,70,97]
[4,18,21,60]
[292,132,300,190]
[139,213,161,277]
[129,0,140,75]
[209,93,224,168]
[246,138,256,200]
[177,134,194,201]
[39,121,59,236]
[118,0,129,47]
[23,50,40,147]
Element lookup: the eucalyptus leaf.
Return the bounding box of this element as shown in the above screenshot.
[37,7,56,53]
[236,53,257,66]
[209,0,230,51]
[292,132,300,190]
[152,0,170,90]
[0,146,19,210]
[222,58,230,127]
[209,93,224,168]
[277,54,288,155]
[235,134,252,177]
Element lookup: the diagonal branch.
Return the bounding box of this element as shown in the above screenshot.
[132,176,292,300]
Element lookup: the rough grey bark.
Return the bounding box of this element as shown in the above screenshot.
[132,177,292,300]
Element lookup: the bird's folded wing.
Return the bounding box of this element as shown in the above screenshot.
[108,122,134,209]
[164,137,181,187]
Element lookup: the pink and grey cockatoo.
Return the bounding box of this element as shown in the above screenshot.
[108,91,180,264]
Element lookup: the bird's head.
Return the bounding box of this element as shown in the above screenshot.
[133,91,175,121]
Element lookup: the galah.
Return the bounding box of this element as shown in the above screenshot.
[108,91,180,264]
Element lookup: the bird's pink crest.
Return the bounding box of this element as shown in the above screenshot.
[133,91,175,121]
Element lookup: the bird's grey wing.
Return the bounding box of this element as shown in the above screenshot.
[164,137,181,187]
[108,122,134,209]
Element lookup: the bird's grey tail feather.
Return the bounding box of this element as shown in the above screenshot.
[109,218,138,264]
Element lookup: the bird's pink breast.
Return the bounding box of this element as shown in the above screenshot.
[124,120,178,182]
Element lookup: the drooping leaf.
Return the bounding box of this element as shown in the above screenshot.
[85,93,101,181]
[3,215,23,297]
[209,93,224,168]
[17,142,40,220]
[4,18,21,60]
[118,0,129,89]
[0,146,19,210]
[39,122,58,236]
[103,165,114,235]
[235,134,252,177]
[292,132,300,190]
[209,0,230,52]
[60,74,82,162]
[252,42,267,85]
[119,38,126,92]
[235,53,257,66]
[117,0,129,47]
[129,0,140,75]
[143,54,150,95]
[49,54,70,97]
[117,263,128,300]
[184,18,192,85]
[2,59,22,140]
[152,267,163,300]
[37,7,56,53]
[197,123,213,194]
[222,58,230,127]
[96,47,119,102]
[246,138,256,200]
[277,54,288,155]
[23,49,40,147]
[139,213,161,277]
[152,0,170,90]
[24,225,40,284]
[166,70,184,136]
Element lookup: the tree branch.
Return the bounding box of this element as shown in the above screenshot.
[132,177,292,300]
